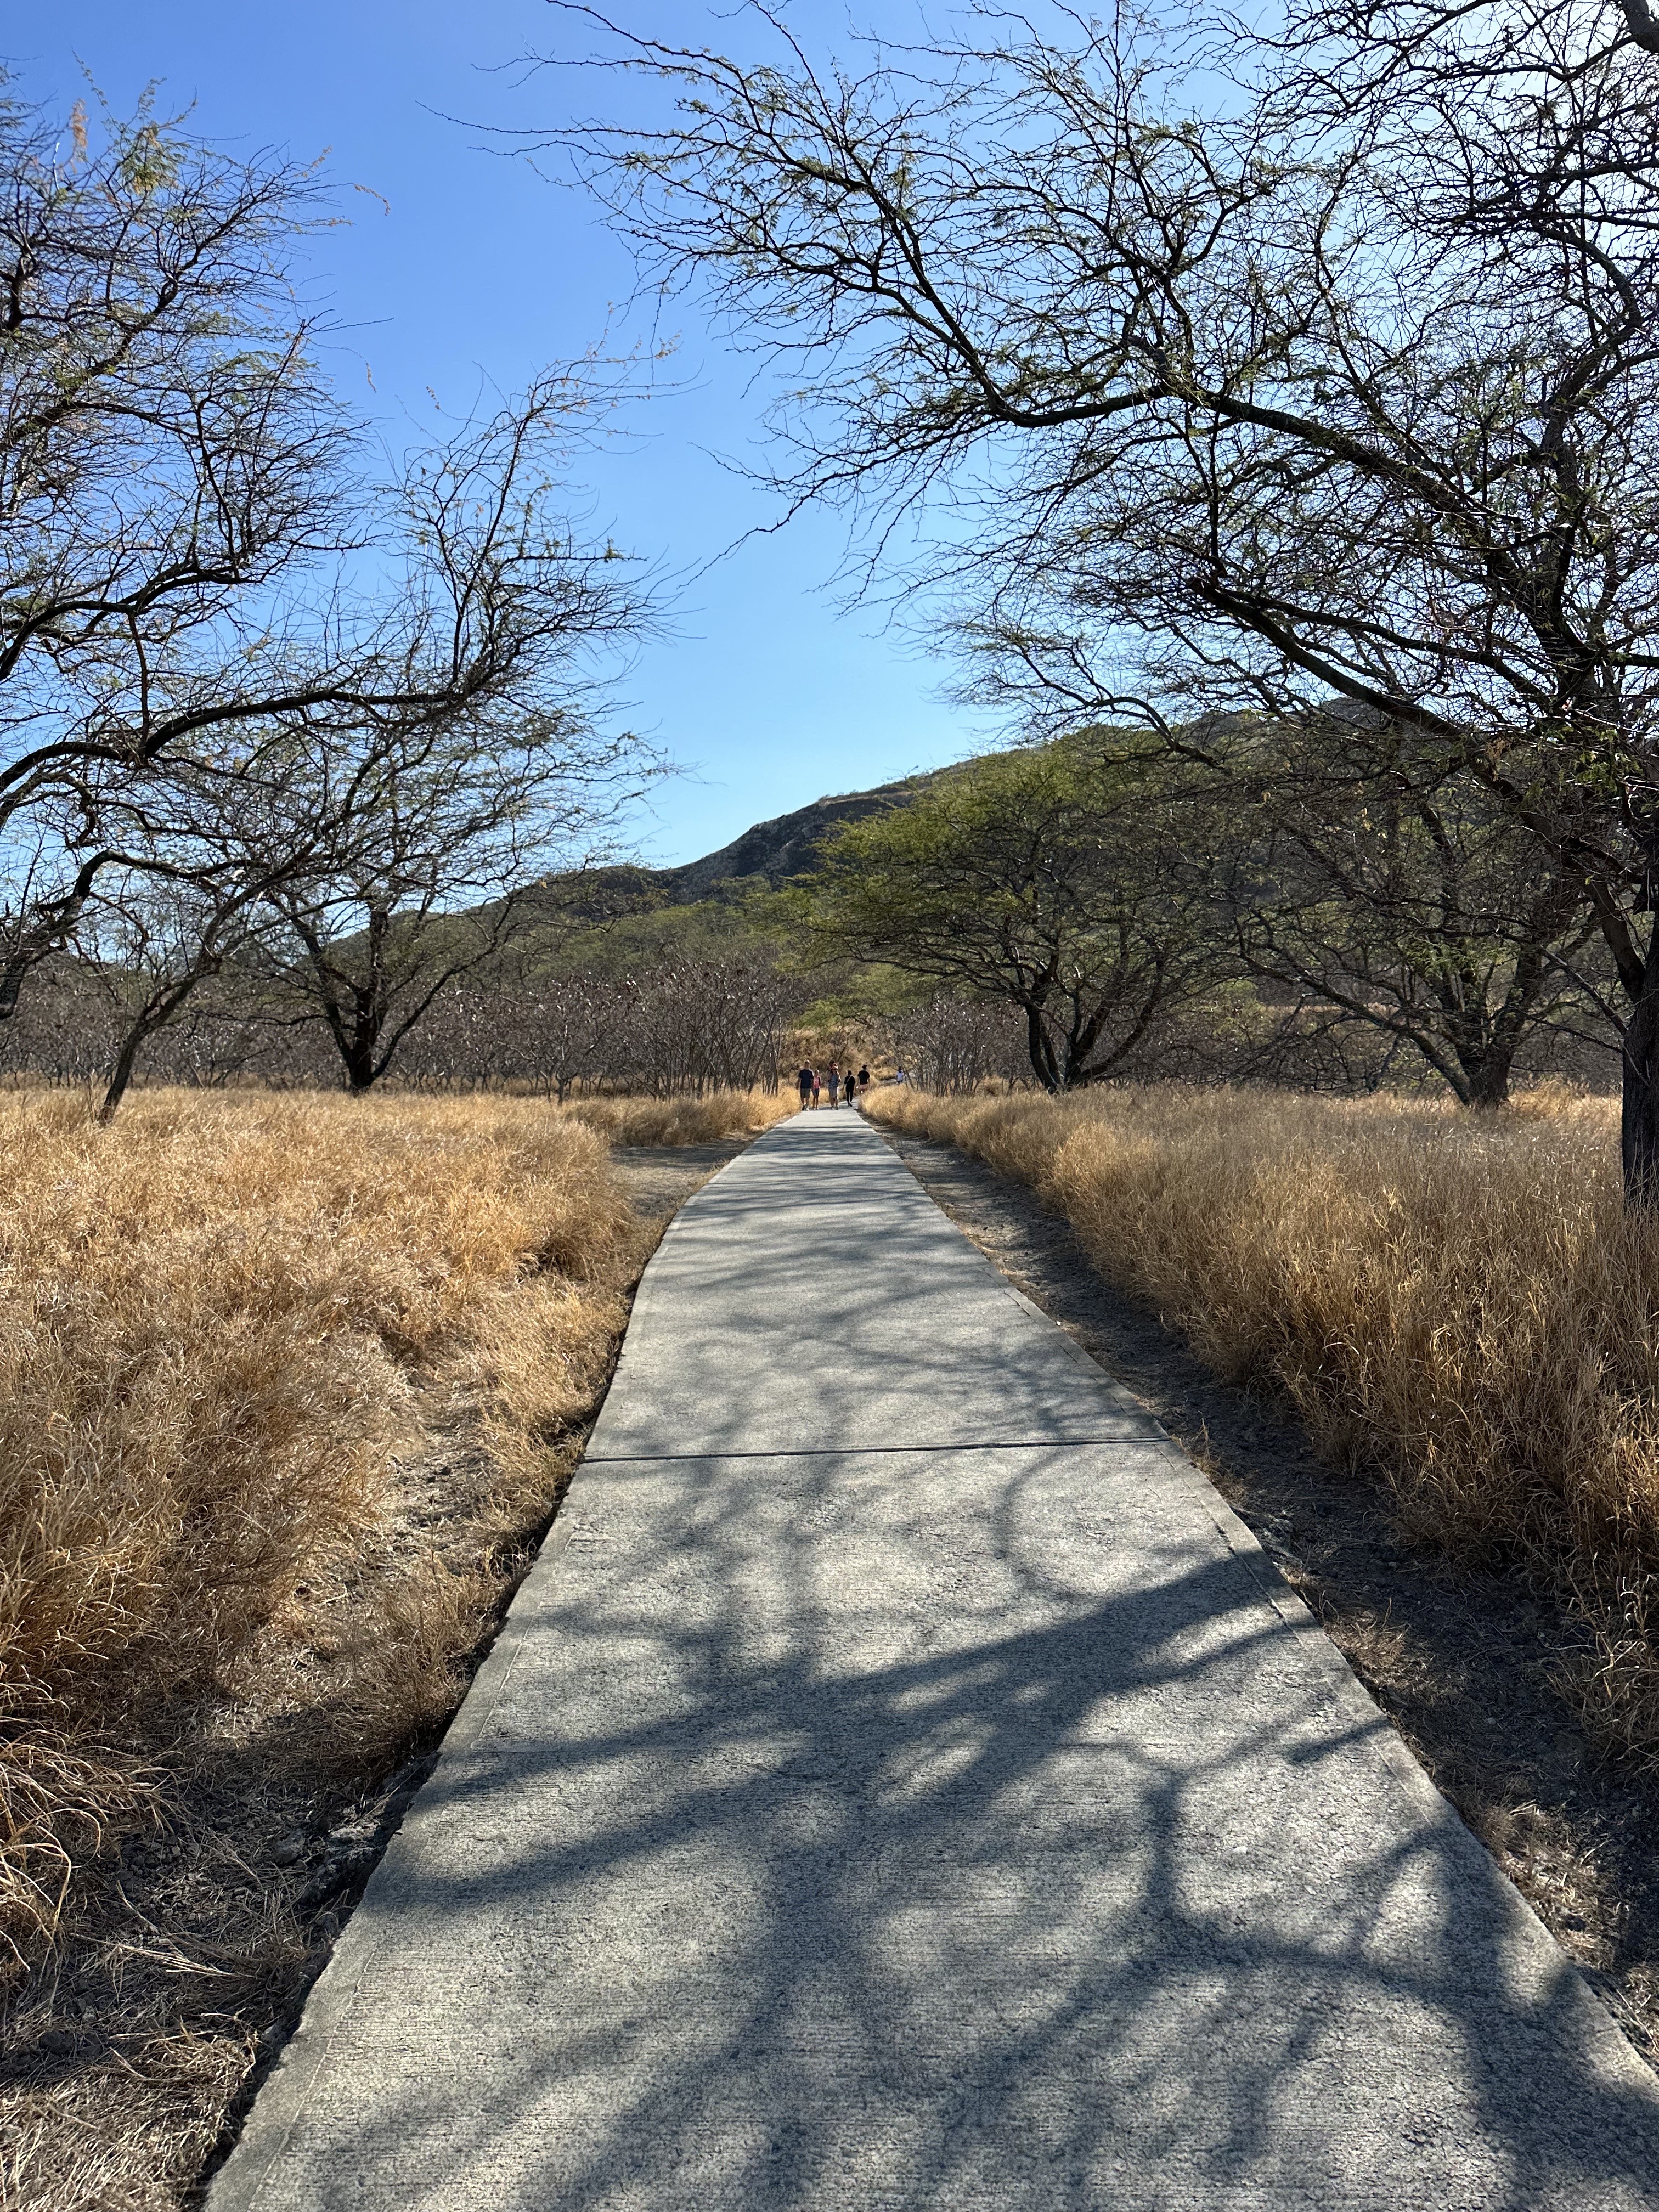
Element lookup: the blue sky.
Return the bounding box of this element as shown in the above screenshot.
[20,1,987,864]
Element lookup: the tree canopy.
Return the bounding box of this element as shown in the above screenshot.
[0,83,652,1078]
[797,739,1224,1091]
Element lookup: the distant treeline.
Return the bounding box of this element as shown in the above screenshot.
[0,953,799,1101]
[1,945,1616,1103]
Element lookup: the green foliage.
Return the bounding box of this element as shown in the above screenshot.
[794,735,1230,1090]
[1200,715,1608,1107]
[511,884,798,983]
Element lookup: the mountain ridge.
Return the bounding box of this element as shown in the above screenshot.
[546,766,943,919]
[652,768,936,901]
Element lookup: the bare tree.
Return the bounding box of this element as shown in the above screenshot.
[244,382,654,1092]
[44,717,351,1114]
[876,996,1030,1093]
[81,870,273,1121]
[282,955,801,1098]
[0,79,651,1032]
[0,951,118,1087]
[425,973,631,1098]
[617,957,799,1093]
[519,974,636,1099]
[0,82,344,992]
[544,0,1659,1192]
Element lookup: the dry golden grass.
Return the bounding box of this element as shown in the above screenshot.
[0,1087,639,1980]
[1,1085,727,2207]
[867,1079,1659,1765]
[2,2029,258,2212]
[558,1086,796,1146]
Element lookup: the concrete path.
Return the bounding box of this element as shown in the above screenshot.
[212,1109,1659,2211]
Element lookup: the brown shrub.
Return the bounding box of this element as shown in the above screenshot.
[867,1080,1659,1767]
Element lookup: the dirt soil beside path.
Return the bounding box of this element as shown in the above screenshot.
[879,1121,1659,2072]
[611,1138,751,1227]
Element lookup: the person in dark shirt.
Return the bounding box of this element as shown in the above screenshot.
[797,1064,814,1107]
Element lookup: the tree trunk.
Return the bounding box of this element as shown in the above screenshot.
[97,962,220,1122]
[1024,1003,1059,1092]
[98,1026,148,1122]
[1623,959,1659,1207]
[344,1037,378,1092]
[1463,1048,1514,1109]
[338,992,382,1091]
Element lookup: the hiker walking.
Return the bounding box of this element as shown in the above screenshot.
[856,1064,870,1097]
[828,1065,842,1107]
[811,1068,822,1107]
[797,1063,814,1108]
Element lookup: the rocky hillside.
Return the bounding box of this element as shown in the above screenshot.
[654,770,932,902]
[543,769,939,919]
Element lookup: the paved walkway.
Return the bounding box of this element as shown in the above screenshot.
[213,1109,1659,2211]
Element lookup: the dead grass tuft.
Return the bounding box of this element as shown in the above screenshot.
[558,1087,795,1147]
[867,1079,1659,1769]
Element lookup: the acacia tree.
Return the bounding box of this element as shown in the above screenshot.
[547,0,1659,1194]
[40,701,354,1115]
[795,740,1227,1092]
[1193,714,1603,1105]
[0,81,646,1028]
[0,84,343,996]
[251,387,654,1092]
[260,717,625,1097]
[81,869,276,1121]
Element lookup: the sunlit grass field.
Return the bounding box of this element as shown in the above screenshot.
[560,1086,794,1144]
[0,1083,802,2206]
